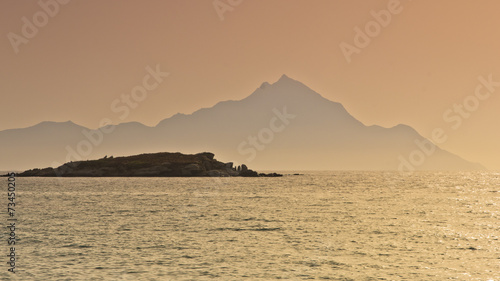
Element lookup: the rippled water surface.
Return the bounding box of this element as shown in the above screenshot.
[4,172,500,280]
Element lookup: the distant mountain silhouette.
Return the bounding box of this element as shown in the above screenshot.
[0,75,485,171]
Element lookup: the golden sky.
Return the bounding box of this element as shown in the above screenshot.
[1,0,500,169]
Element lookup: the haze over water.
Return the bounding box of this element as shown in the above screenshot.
[8,171,500,280]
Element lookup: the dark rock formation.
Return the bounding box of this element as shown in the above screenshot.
[16,152,282,177]
[241,164,248,172]
[239,169,258,177]
[259,172,283,177]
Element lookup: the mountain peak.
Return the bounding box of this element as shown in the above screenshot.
[276,74,294,84]
[35,120,77,128]
[259,81,271,89]
[257,75,296,91]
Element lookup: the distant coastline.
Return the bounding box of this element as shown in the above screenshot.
[12,152,282,178]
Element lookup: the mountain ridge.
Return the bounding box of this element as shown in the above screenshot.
[0,75,486,171]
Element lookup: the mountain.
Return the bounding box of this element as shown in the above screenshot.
[0,75,485,171]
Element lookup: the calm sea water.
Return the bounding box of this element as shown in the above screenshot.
[4,172,500,280]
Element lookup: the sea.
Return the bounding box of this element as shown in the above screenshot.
[3,171,499,280]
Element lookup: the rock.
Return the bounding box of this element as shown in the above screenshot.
[184,163,201,171]
[259,172,283,177]
[197,152,214,160]
[227,169,239,176]
[15,152,282,178]
[182,163,202,176]
[207,170,222,177]
[239,169,259,177]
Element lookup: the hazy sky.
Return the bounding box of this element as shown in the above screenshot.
[1,0,500,169]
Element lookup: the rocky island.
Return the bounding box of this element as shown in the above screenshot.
[16,152,282,177]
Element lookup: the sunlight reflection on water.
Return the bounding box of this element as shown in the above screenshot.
[5,171,500,280]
